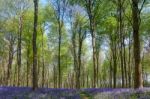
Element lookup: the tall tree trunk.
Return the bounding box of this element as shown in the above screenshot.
[123,34,127,87]
[72,35,78,88]
[86,0,97,88]
[53,64,57,88]
[96,51,100,87]
[91,23,97,88]
[113,44,117,88]
[7,35,14,85]
[132,0,143,88]
[41,28,45,87]
[71,16,79,89]
[86,70,89,88]
[32,0,39,90]
[58,22,62,88]
[57,0,62,88]
[76,29,83,89]
[110,32,117,88]
[26,45,30,87]
[128,33,131,87]
[13,63,17,86]
[96,38,100,87]
[109,56,113,88]
[118,0,125,88]
[17,16,23,86]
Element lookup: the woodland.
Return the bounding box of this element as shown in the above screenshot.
[0,0,150,98]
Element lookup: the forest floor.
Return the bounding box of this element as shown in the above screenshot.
[0,87,150,99]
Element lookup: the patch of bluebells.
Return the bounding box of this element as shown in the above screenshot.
[0,86,32,99]
[1,87,150,99]
[0,86,80,99]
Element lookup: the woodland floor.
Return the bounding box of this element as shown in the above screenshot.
[0,87,150,99]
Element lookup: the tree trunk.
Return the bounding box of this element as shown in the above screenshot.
[41,28,45,87]
[32,0,39,90]
[109,56,113,88]
[123,34,127,87]
[96,38,101,87]
[76,28,83,89]
[118,0,125,88]
[53,64,57,88]
[57,0,62,88]
[132,0,143,89]
[17,15,23,86]
[86,0,97,88]
[91,24,97,88]
[26,45,30,87]
[7,35,14,85]
[58,23,62,88]
[110,32,117,88]
[128,33,131,87]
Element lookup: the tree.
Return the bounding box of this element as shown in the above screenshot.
[85,0,97,88]
[49,0,67,88]
[15,0,31,86]
[132,0,143,89]
[69,9,87,88]
[32,0,39,90]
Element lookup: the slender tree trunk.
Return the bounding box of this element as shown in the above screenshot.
[113,48,117,88]
[76,30,83,89]
[128,33,131,87]
[71,17,81,89]
[132,0,143,88]
[13,63,17,86]
[91,24,97,88]
[58,21,62,88]
[7,36,14,85]
[123,34,127,87]
[109,56,113,88]
[96,39,100,87]
[17,16,23,86]
[32,0,39,90]
[96,51,99,87]
[53,65,57,88]
[41,29,45,87]
[117,0,125,88]
[56,0,64,88]
[72,31,78,89]
[86,0,97,88]
[26,45,30,87]
[110,33,117,88]
[86,70,89,88]
[37,57,40,86]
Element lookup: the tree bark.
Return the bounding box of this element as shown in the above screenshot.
[41,27,45,87]
[85,0,97,88]
[128,33,131,87]
[17,15,23,86]
[132,0,143,89]
[7,34,15,85]
[32,0,39,90]
[26,45,30,87]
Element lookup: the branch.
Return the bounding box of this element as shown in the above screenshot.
[139,0,146,14]
[123,10,133,26]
